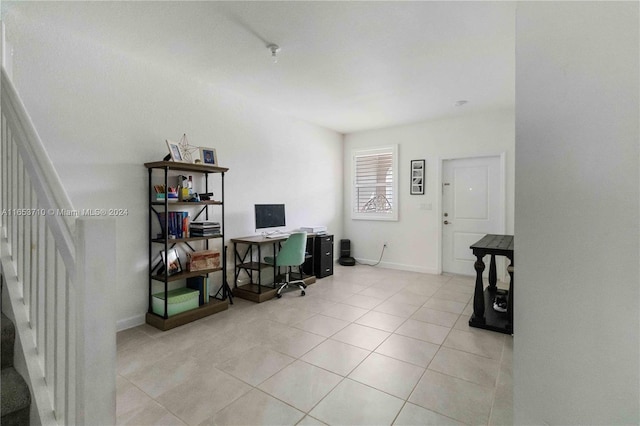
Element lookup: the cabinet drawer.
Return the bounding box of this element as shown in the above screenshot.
[318,255,333,268]
[315,253,334,278]
[315,263,333,278]
[316,236,333,249]
[316,269,333,278]
[312,234,334,278]
[316,235,333,247]
[318,247,333,259]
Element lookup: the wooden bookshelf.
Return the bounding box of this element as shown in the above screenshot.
[145,161,232,330]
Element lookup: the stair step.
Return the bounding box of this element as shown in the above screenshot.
[1,313,15,369]
[1,367,31,425]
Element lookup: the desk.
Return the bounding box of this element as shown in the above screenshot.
[469,234,514,334]
[230,234,317,303]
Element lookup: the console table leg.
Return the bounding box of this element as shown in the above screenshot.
[470,254,486,325]
[489,254,497,290]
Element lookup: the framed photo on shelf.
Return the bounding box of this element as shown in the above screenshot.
[199,147,217,165]
[410,159,425,195]
[166,139,186,162]
[160,248,182,276]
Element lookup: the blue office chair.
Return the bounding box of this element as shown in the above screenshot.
[264,232,308,298]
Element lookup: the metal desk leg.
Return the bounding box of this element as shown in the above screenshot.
[257,244,261,294]
[233,243,239,290]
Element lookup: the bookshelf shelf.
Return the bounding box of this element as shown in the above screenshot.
[145,297,228,331]
[151,267,223,283]
[151,200,223,206]
[151,235,222,244]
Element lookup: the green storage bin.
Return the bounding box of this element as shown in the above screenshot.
[152,287,200,317]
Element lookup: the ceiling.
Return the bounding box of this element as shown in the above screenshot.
[3,1,516,134]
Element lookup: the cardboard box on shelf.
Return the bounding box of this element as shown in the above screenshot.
[188,249,220,272]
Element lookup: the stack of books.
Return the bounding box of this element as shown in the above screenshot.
[156,211,189,239]
[190,221,221,237]
[186,276,209,306]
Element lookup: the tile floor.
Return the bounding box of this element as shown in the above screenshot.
[116,265,513,426]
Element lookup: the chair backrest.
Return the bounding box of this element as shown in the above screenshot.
[276,232,307,267]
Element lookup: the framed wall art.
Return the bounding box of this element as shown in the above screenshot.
[410,159,425,195]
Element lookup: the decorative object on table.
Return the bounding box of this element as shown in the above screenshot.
[166,139,186,162]
[199,147,218,165]
[177,134,200,163]
[160,248,182,276]
[410,159,425,195]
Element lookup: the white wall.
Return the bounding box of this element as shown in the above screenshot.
[514,2,639,424]
[343,108,514,274]
[4,10,343,330]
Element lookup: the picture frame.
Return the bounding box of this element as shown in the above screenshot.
[410,159,425,195]
[166,139,186,162]
[199,147,218,166]
[160,248,182,276]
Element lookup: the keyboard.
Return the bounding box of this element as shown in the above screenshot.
[265,233,290,239]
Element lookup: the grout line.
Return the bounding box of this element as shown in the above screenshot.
[116,268,504,425]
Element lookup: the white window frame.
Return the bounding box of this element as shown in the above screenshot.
[351,144,399,221]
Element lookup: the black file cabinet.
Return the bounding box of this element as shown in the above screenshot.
[314,235,334,278]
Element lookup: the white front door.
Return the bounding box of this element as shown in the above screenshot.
[442,156,504,276]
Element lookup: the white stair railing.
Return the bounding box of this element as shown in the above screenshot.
[0,67,116,425]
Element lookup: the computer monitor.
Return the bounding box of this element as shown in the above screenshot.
[255,204,286,230]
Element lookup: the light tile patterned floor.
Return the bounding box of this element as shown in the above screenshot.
[116,265,513,426]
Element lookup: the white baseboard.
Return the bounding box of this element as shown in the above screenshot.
[116,314,145,332]
[353,258,439,275]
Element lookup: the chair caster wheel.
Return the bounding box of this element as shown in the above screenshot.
[276,293,282,299]
[301,291,306,296]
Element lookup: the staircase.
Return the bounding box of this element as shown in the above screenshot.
[1,307,31,425]
[1,49,118,423]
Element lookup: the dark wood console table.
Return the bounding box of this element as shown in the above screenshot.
[469,234,514,334]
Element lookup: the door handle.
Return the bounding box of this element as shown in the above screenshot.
[444,220,452,225]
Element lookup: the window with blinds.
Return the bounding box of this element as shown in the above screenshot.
[351,145,398,221]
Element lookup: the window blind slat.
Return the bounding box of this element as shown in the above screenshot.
[353,148,395,214]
